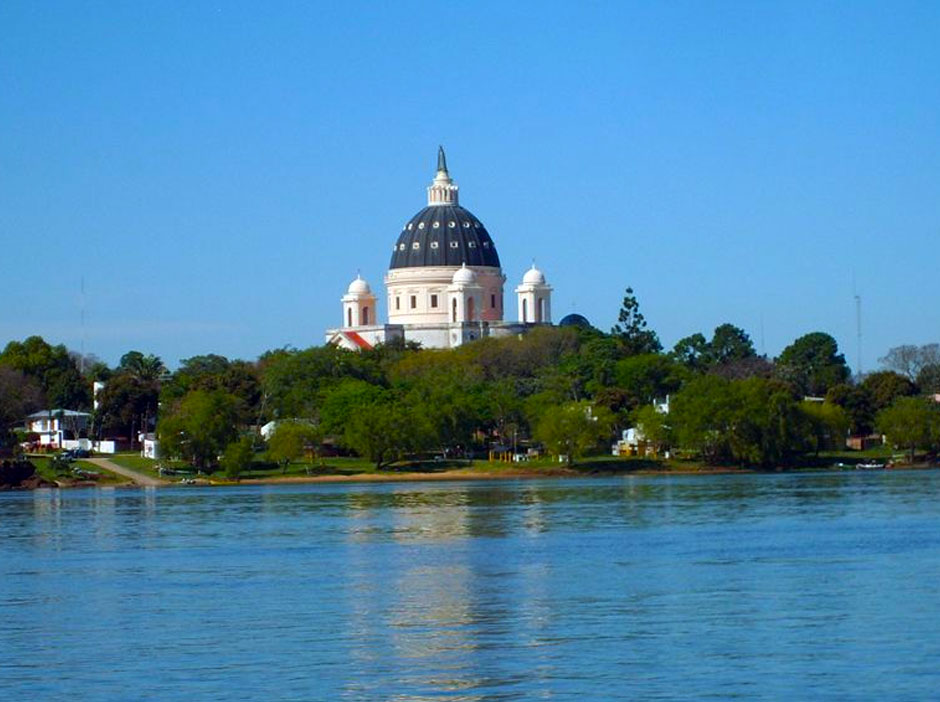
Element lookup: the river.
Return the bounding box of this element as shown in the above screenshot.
[2,470,939,700]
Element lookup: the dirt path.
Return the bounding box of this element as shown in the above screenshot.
[86,457,168,487]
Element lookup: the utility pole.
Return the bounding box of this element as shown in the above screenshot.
[854,293,862,379]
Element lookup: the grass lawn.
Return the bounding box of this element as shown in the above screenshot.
[27,455,127,486]
[107,453,190,480]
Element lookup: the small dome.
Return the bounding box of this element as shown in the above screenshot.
[452,263,477,285]
[347,275,371,295]
[522,264,546,286]
[559,313,592,330]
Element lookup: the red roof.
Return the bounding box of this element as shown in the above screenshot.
[342,331,373,350]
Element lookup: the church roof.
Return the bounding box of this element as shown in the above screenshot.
[389,204,501,269]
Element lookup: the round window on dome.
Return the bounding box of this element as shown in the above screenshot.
[418,222,425,229]
[450,241,459,248]
[432,221,440,229]
[430,241,439,249]
[468,242,476,248]
[412,242,420,250]
[408,223,413,230]
[399,243,406,250]
[463,222,471,228]
[448,221,456,228]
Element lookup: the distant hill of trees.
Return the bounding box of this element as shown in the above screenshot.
[3,289,939,469]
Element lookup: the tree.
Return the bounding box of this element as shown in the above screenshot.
[611,287,662,356]
[800,401,849,455]
[0,336,90,409]
[534,401,614,467]
[672,333,709,371]
[879,344,940,383]
[613,354,686,410]
[221,436,254,480]
[342,393,431,470]
[157,390,240,470]
[860,371,916,412]
[709,323,756,365]
[96,350,166,443]
[917,364,940,395]
[776,332,849,396]
[633,403,671,455]
[0,367,44,449]
[267,421,320,468]
[826,383,875,435]
[877,396,940,462]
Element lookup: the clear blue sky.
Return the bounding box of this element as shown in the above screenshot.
[2,1,938,371]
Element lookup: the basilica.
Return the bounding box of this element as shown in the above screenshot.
[325,148,554,350]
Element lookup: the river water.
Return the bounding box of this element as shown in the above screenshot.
[2,471,939,700]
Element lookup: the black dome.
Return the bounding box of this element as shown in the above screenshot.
[390,205,500,269]
[559,313,593,329]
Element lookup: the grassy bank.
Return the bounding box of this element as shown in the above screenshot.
[104,447,928,487]
[26,455,127,486]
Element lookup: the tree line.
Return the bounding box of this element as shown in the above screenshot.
[3,290,940,470]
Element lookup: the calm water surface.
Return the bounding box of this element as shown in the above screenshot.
[2,471,940,700]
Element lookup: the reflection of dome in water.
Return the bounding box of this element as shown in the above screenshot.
[558,313,592,329]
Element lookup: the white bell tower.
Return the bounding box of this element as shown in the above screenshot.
[342,275,377,328]
[515,264,552,324]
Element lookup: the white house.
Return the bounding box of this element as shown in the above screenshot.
[24,409,92,449]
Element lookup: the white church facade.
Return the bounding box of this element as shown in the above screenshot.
[326,148,554,351]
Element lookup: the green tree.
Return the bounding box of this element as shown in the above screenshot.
[613,354,686,409]
[534,401,614,467]
[267,420,320,468]
[800,401,849,455]
[157,389,240,470]
[0,336,90,409]
[221,436,254,480]
[709,323,756,365]
[342,393,431,469]
[860,371,916,412]
[776,332,850,396]
[672,333,709,371]
[877,396,939,462]
[611,287,662,356]
[0,367,44,449]
[632,403,671,455]
[826,383,875,435]
[916,364,940,394]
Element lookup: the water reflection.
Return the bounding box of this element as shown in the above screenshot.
[2,472,940,700]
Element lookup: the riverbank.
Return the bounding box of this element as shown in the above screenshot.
[9,452,934,490]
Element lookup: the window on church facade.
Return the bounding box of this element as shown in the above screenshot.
[430,294,438,308]
[395,297,400,310]
[410,295,416,309]
[490,294,496,309]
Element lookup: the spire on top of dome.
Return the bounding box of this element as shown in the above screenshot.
[427,145,459,206]
[437,145,448,174]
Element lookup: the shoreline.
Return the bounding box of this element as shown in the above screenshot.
[6,463,936,491]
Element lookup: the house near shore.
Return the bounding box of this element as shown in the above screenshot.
[23,410,92,450]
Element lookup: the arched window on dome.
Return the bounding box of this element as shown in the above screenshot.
[522,299,528,323]
[537,297,543,323]
[347,308,352,327]
[362,307,369,325]
[467,296,475,322]
[452,298,458,323]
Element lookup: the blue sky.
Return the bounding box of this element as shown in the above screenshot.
[1,1,938,371]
